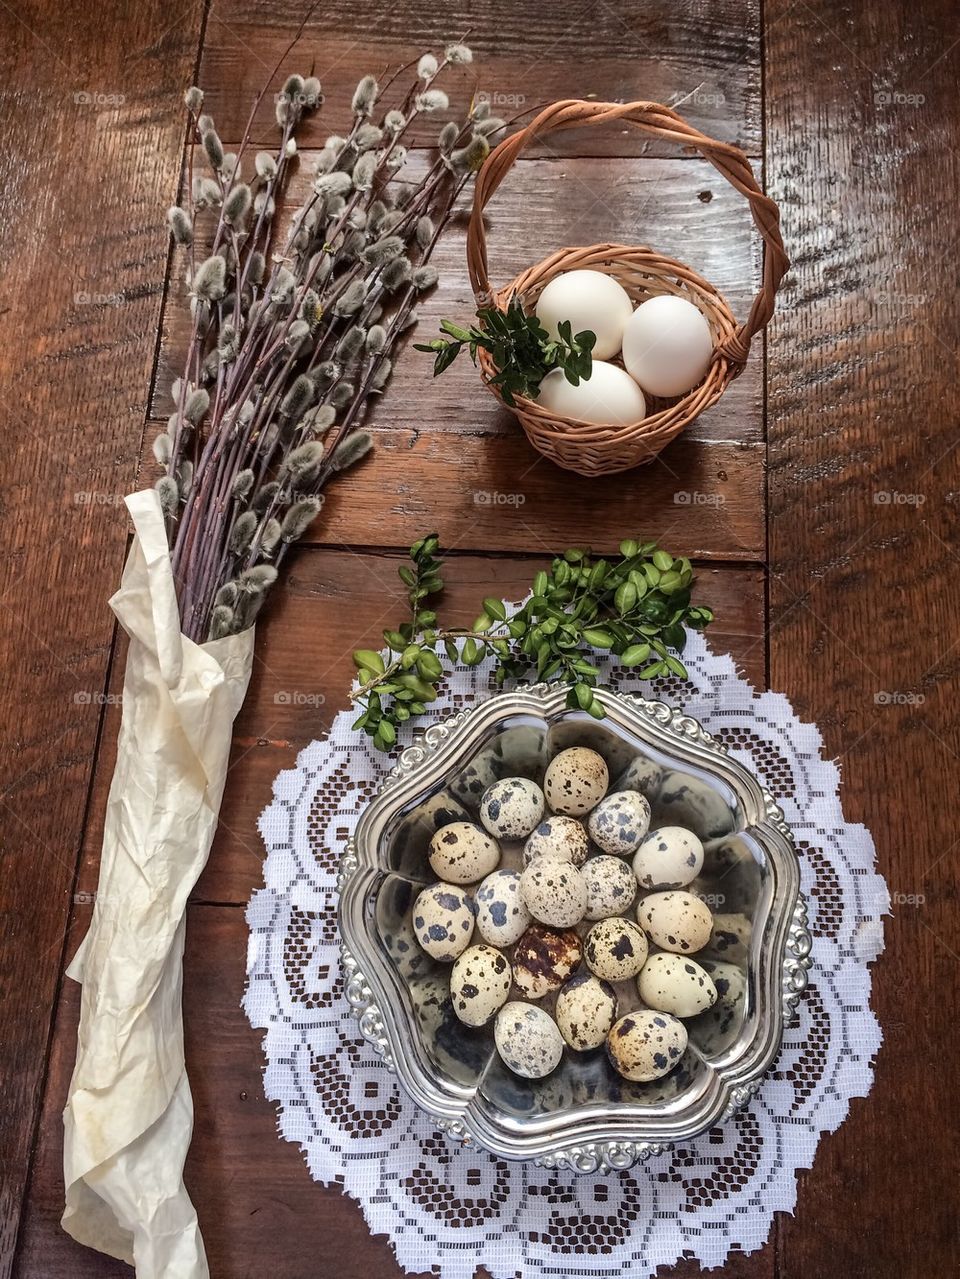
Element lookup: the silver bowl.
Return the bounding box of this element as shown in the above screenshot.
[338,685,811,1172]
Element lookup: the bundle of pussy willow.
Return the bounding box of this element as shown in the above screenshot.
[158,41,498,642]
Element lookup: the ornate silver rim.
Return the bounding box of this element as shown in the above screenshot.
[338,685,812,1172]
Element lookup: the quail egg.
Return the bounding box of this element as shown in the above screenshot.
[637,890,713,955]
[428,821,501,885]
[522,815,589,867]
[474,868,532,947]
[583,917,649,981]
[543,747,609,816]
[632,826,704,890]
[555,974,618,1051]
[412,883,476,961]
[581,855,638,920]
[520,856,588,928]
[450,944,513,1027]
[606,1010,688,1082]
[703,912,752,964]
[699,958,747,1009]
[479,776,545,840]
[636,952,718,1018]
[512,924,582,999]
[587,789,651,856]
[494,1001,564,1078]
[613,754,664,801]
[449,752,501,808]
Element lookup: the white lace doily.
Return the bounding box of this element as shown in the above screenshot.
[244,630,888,1278]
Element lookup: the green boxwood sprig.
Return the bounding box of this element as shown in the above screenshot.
[351,535,714,751]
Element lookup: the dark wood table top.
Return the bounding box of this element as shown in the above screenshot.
[2,1,959,1275]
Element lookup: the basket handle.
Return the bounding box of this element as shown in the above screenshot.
[466,99,789,365]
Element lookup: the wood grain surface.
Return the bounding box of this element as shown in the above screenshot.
[764,1,960,1273]
[7,0,959,1276]
[0,2,206,1273]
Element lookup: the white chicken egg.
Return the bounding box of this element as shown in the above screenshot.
[534,269,634,359]
[621,294,714,398]
[536,362,646,427]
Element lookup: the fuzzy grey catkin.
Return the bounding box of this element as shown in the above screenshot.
[192,254,226,302]
[351,152,377,191]
[381,257,412,291]
[280,496,322,542]
[281,441,325,485]
[252,482,279,514]
[336,326,366,362]
[438,121,459,152]
[232,469,255,500]
[260,518,282,555]
[363,234,404,267]
[352,74,378,116]
[416,89,449,113]
[184,86,204,112]
[415,216,435,249]
[281,374,314,420]
[239,563,278,592]
[412,265,439,291]
[223,183,252,225]
[255,150,277,180]
[152,433,172,465]
[330,380,355,408]
[446,43,473,63]
[451,134,490,174]
[417,53,438,79]
[167,206,193,246]
[229,510,258,554]
[208,604,235,640]
[155,476,179,515]
[185,388,210,423]
[330,431,373,471]
[202,130,224,170]
[365,324,387,354]
[214,581,239,607]
[370,358,392,390]
[333,279,367,316]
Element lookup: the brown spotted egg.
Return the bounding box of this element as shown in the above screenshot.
[450,944,513,1027]
[512,924,582,998]
[581,855,638,920]
[520,856,588,928]
[412,883,476,961]
[522,815,589,867]
[428,821,500,885]
[479,776,545,839]
[632,825,704,890]
[555,974,618,1051]
[637,890,713,955]
[587,789,651,856]
[636,952,717,1018]
[703,912,752,965]
[606,1009,688,1082]
[543,747,609,816]
[494,1001,564,1078]
[583,917,649,980]
[474,868,531,947]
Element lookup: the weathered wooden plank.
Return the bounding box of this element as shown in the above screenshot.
[71,554,765,908]
[0,3,206,1274]
[765,1,960,1274]
[151,155,764,438]
[196,0,760,157]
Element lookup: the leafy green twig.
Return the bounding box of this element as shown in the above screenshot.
[413,294,595,406]
[351,534,714,750]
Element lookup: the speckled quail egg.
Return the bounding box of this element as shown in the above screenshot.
[494,1001,565,1078]
[703,912,752,964]
[474,868,532,947]
[581,855,638,920]
[613,754,664,801]
[606,1010,688,1082]
[412,883,476,961]
[543,747,609,816]
[522,815,589,867]
[632,826,704,890]
[449,752,501,809]
[428,821,501,885]
[587,789,651,856]
[636,953,718,1018]
[583,917,649,981]
[637,890,713,955]
[555,974,618,1051]
[512,924,582,999]
[479,776,545,840]
[520,856,588,928]
[450,944,513,1027]
[410,792,471,835]
[699,958,747,1010]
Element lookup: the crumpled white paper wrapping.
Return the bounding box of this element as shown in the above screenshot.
[62,490,254,1277]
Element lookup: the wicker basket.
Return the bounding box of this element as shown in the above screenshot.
[466,99,789,476]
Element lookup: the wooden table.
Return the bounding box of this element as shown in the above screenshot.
[3,1,959,1275]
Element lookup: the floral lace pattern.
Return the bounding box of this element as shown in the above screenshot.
[244,631,887,1278]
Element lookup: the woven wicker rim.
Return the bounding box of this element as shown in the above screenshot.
[464,99,789,474]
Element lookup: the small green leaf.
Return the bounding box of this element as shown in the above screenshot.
[483,597,507,621]
[533,570,549,596]
[621,643,651,667]
[378,719,397,746]
[444,638,459,662]
[652,550,674,572]
[619,539,638,558]
[462,637,483,666]
[615,581,637,613]
[353,649,385,675]
[574,683,594,710]
[417,651,443,680]
[400,644,421,669]
[582,627,615,648]
[473,614,494,634]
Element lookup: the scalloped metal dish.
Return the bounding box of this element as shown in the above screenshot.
[338,686,811,1173]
